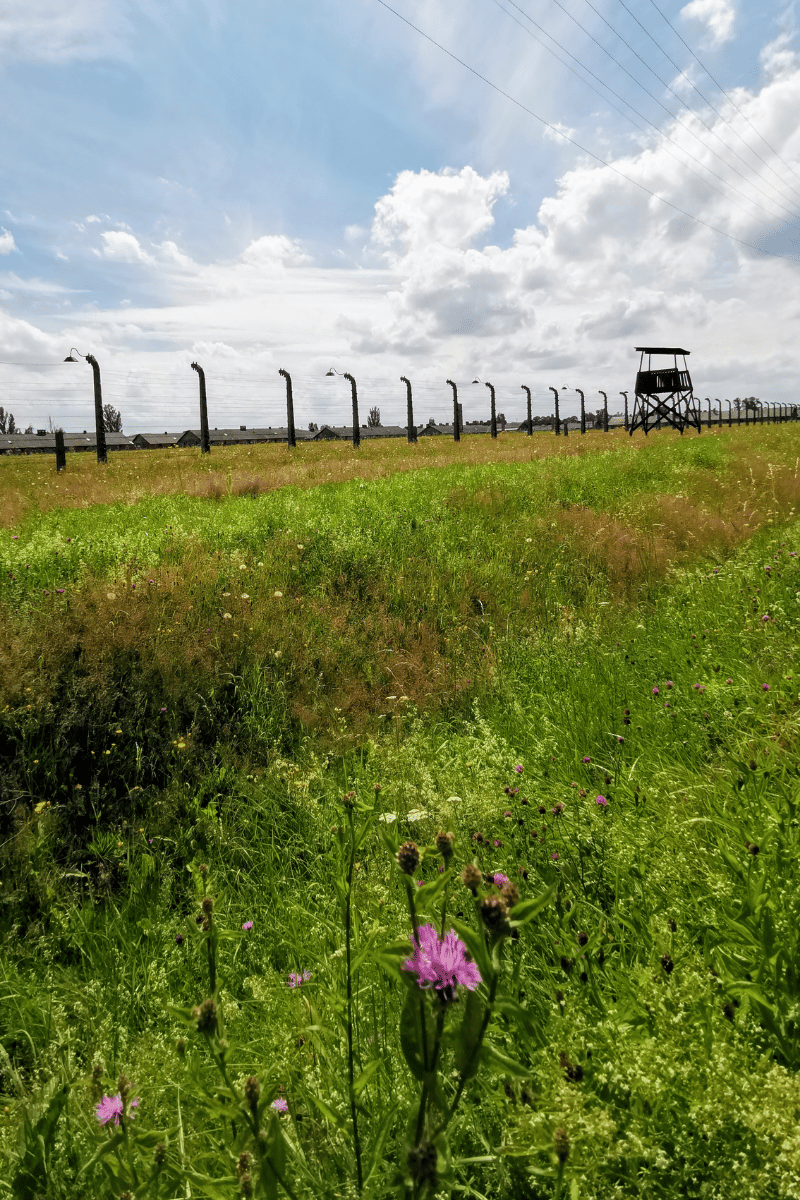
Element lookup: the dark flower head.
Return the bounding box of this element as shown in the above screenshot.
[745,841,760,855]
[201,896,214,916]
[554,1128,570,1163]
[174,932,184,945]
[397,841,420,875]
[660,952,674,975]
[500,882,520,909]
[176,1038,186,1058]
[192,998,217,1035]
[481,895,511,938]
[560,956,574,974]
[461,863,481,894]
[576,930,589,947]
[435,831,455,860]
[244,1076,260,1112]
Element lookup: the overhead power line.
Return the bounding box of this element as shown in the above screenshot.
[372,0,798,259]
[644,0,800,192]
[609,0,800,206]
[490,0,795,227]
[569,0,800,221]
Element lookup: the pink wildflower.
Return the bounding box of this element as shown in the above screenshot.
[665,681,673,689]
[402,924,481,998]
[96,1094,139,1126]
[242,921,253,932]
[287,970,312,988]
[595,795,608,807]
[551,852,559,860]
[652,687,659,696]
[273,1097,289,1113]
[762,683,770,692]
[493,873,510,887]
[504,809,512,818]
[582,756,591,763]
[514,764,524,774]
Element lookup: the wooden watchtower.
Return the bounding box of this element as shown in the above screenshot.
[629,346,700,435]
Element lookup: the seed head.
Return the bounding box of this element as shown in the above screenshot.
[397,841,420,875]
[660,952,674,975]
[239,1172,254,1197]
[201,896,214,916]
[500,882,520,909]
[244,1076,260,1112]
[435,831,455,860]
[745,841,760,855]
[461,862,481,893]
[480,895,511,938]
[237,1152,253,1179]
[554,1127,570,1163]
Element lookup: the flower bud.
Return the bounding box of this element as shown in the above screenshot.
[576,931,589,947]
[117,1074,131,1102]
[239,1172,254,1197]
[660,952,674,975]
[461,863,481,893]
[154,1143,166,1169]
[480,895,511,938]
[199,863,208,879]
[500,882,519,909]
[435,831,455,861]
[176,1038,186,1058]
[201,896,214,916]
[397,841,420,875]
[237,1152,253,1179]
[554,1127,570,1163]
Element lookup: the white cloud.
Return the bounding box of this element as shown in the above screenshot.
[0,229,16,255]
[679,0,736,46]
[761,31,799,79]
[100,231,153,264]
[371,167,509,258]
[0,0,133,62]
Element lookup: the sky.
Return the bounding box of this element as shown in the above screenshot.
[1,0,799,432]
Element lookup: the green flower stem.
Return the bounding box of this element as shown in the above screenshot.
[553,1158,566,1200]
[415,1004,446,1144]
[403,875,429,1072]
[345,811,364,1194]
[437,966,500,1137]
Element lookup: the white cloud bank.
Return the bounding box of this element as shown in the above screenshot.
[680,0,737,47]
[0,0,133,62]
[0,230,16,255]
[3,43,800,429]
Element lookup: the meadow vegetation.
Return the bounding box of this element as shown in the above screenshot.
[1,426,800,1199]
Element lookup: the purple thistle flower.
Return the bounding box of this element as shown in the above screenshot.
[287,970,311,988]
[726,677,733,685]
[273,1097,289,1113]
[582,756,591,763]
[762,614,770,622]
[595,794,608,807]
[96,1094,139,1125]
[493,838,502,847]
[551,852,559,860]
[762,683,770,692]
[666,681,673,689]
[493,872,510,887]
[504,809,512,818]
[652,687,659,695]
[242,921,254,932]
[174,933,184,945]
[514,764,524,774]
[402,924,481,998]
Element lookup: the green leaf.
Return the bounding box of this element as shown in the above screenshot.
[12,1085,70,1199]
[480,1040,529,1078]
[508,882,557,927]
[353,1059,381,1097]
[305,1091,348,1130]
[452,919,492,981]
[454,987,486,1081]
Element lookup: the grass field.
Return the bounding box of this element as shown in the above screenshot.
[1,426,800,1200]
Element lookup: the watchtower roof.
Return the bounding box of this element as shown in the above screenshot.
[635,346,690,355]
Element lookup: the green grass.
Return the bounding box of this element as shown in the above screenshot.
[1,428,800,1199]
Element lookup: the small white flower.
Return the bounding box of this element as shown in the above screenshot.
[407,808,429,823]
[297,544,304,549]
[106,592,116,600]
[378,812,396,824]
[257,561,264,567]
[223,612,232,620]
[274,590,283,598]
[240,564,247,570]
[222,591,231,597]
[445,795,463,804]
[241,593,249,600]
